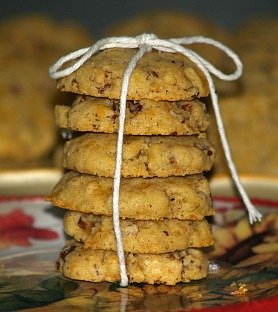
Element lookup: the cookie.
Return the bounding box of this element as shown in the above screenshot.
[0,14,92,64]
[104,10,239,96]
[55,95,209,135]
[235,16,278,50]
[0,59,56,162]
[47,171,214,220]
[234,16,278,90]
[57,48,209,101]
[63,211,213,253]
[207,91,278,176]
[0,95,55,163]
[0,15,92,166]
[63,133,215,178]
[57,240,208,285]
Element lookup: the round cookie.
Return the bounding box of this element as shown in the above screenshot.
[0,15,93,165]
[47,171,214,220]
[0,92,56,163]
[235,16,278,90]
[0,59,56,163]
[55,95,209,135]
[235,16,278,50]
[57,48,209,101]
[0,14,92,64]
[62,133,215,178]
[57,241,208,285]
[63,211,213,253]
[105,10,239,96]
[207,91,278,176]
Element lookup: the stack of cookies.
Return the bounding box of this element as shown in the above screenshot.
[47,48,215,285]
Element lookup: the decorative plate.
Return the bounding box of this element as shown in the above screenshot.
[0,173,277,311]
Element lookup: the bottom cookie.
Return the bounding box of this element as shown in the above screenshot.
[57,241,208,285]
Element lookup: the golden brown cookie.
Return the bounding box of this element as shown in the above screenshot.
[62,133,215,178]
[63,211,213,253]
[47,171,214,220]
[207,91,278,176]
[0,14,92,63]
[57,240,208,285]
[0,15,92,166]
[57,48,209,101]
[234,16,278,90]
[0,58,56,162]
[55,95,209,135]
[105,10,239,95]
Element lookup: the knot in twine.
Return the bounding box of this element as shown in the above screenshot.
[49,33,262,287]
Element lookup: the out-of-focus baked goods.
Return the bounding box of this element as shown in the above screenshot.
[234,16,278,91]
[208,90,278,176]
[0,14,92,167]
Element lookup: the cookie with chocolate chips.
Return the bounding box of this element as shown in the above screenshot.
[55,95,209,135]
[104,10,239,96]
[63,211,213,253]
[47,171,214,220]
[62,133,215,178]
[0,14,92,166]
[57,48,209,101]
[57,240,208,285]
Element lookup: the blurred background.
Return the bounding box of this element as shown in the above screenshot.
[0,0,277,178]
[1,1,277,37]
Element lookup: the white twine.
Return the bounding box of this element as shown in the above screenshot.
[49,33,262,287]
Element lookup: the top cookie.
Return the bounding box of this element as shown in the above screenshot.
[104,11,239,96]
[57,48,209,101]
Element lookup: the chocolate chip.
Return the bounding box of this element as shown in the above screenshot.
[78,217,87,230]
[80,94,87,101]
[163,230,169,236]
[151,70,159,78]
[207,149,213,156]
[194,143,213,156]
[112,100,119,111]
[127,101,143,114]
[71,78,78,88]
[97,83,111,94]
[60,245,76,261]
[180,103,192,112]
[169,156,177,164]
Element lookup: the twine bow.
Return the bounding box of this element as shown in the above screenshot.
[49,33,262,287]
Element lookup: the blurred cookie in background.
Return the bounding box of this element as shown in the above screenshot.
[0,14,92,63]
[234,15,278,91]
[208,90,278,177]
[105,10,241,96]
[209,14,278,178]
[0,14,93,168]
[0,59,56,166]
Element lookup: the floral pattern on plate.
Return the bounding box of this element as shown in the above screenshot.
[0,196,277,311]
